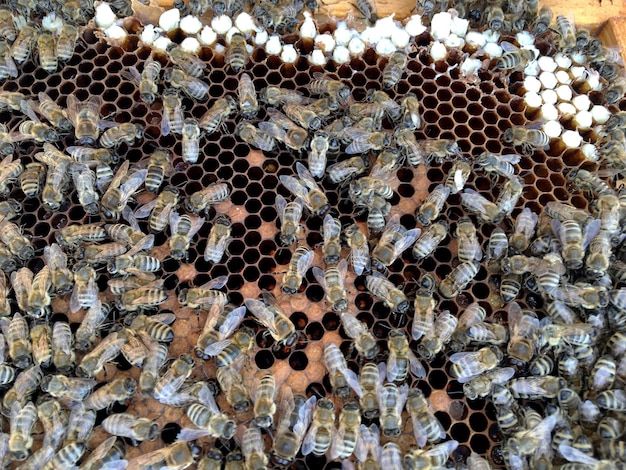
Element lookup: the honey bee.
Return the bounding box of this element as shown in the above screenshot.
[280,162,329,215]
[539,321,598,352]
[118,284,169,313]
[51,321,74,374]
[135,186,179,234]
[236,121,277,152]
[199,96,237,135]
[381,50,408,89]
[153,353,194,402]
[56,22,80,62]
[342,223,369,276]
[241,426,269,469]
[329,400,360,460]
[216,357,250,411]
[405,441,459,469]
[69,163,99,215]
[181,118,201,164]
[0,271,9,317]
[36,399,69,449]
[235,72,259,119]
[0,123,18,157]
[497,42,536,72]
[555,14,577,52]
[262,86,309,106]
[485,4,504,30]
[16,119,59,143]
[227,31,248,71]
[10,23,37,63]
[101,161,147,220]
[502,126,550,155]
[0,312,31,370]
[450,346,503,382]
[378,382,408,437]
[282,245,314,294]
[99,122,143,149]
[126,441,195,470]
[552,218,601,270]
[324,343,362,398]
[365,272,409,314]
[169,212,204,261]
[597,389,626,411]
[168,45,206,78]
[0,90,25,111]
[327,156,369,184]
[42,442,86,469]
[274,194,303,247]
[476,152,521,180]
[66,146,115,165]
[11,267,32,314]
[66,95,101,146]
[306,131,329,179]
[386,328,425,382]
[8,401,37,460]
[250,373,278,428]
[318,214,341,265]
[0,197,20,219]
[29,323,51,369]
[412,221,448,260]
[179,275,229,310]
[559,443,617,469]
[2,364,43,412]
[352,0,377,23]
[214,325,255,369]
[444,159,471,195]
[532,6,553,34]
[0,218,33,262]
[165,67,209,100]
[272,389,315,466]
[139,334,168,396]
[345,129,390,154]
[249,293,299,351]
[261,108,308,151]
[461,188,502,222]
[76,327,128,378]
[204,214,231,263]
[455,218,482,263]
[36,30,57,72]
[55,223,106,249]
[198,448,223,470]
[406,388,446,447]
[302,397,335,456]
[585,230,612,279]
[283,103,322,131]
[605,76,626,105]
[508,207,538,254]
[310,76,350,104]
[0,155,23,196]
[102,413,159,443]
[418,310,458,360]
[161,88,185,136]
[463,367,517,401]
[0,9,15,42]
[439,260,480,299]
[313,259,349,312]
[417,184,451,226]
[185,181,230,214]
[28,92,72,130]
[39,382,91,428]
[496,175,524,217]
[341,311,379,360]
[371,215,420,272]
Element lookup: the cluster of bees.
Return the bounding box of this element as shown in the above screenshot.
[0,0,623,469]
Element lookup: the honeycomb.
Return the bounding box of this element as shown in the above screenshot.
[0,3,625,469]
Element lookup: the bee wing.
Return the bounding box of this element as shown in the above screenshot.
[340,311,367,338]
[20,99,41,122]
[500,41,520,53]
[258,121,287,141]
[69,284,82,313]
[408,349,427,379]
[296,161,318,189]
[160,106,172,136]
[119,169,147,201]
[397,384,409,414]
[0,333,5,363]
[499,153,522,164]
[275,194,287,223]
[492,367,516,384]
[109,160,130,190]
[301,422,318,456]
[245,298,276,330]
[121,66,141,85]
[81,436,118,468]
[296,249,314,276]
[199,275,228,290]
[581,219,601,249]
[296,395,317,435]
[169,210,181,233]
[329,426,345,459]
[557,443,598,464]
[323,214,335,244]
[176,428,212,442]
[203,338,233,357]
[217,306,245,338]
[394,228,421,254]
[150,313,177,325]
[342,460,356,470]
[355,424,377,461]
[342,367,363,397]
[312,266,326,290]
[386,353,400,382]
[279,174,308,199]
